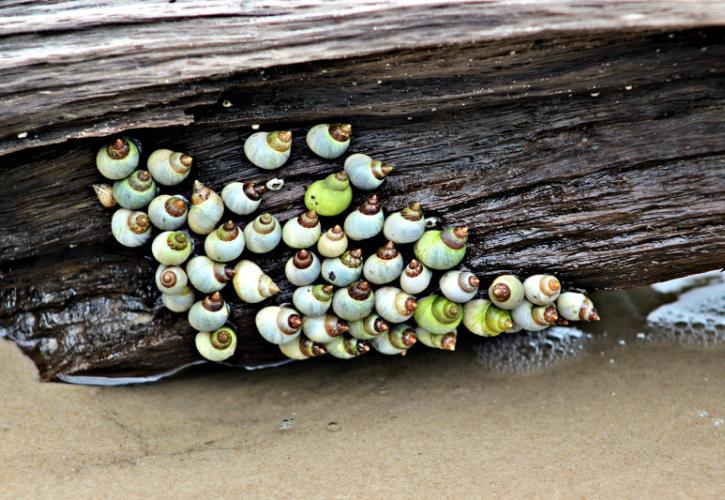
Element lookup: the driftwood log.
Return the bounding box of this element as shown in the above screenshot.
[1,1,724,381]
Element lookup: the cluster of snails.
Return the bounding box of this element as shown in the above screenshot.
[93,124,600,366]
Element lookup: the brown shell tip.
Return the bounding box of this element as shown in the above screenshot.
[405,297,417,313]
[492,283,511,302]
[322,285,334,294]
[288,314,302,330]
[180,154,193,167]
[277,130,292,142]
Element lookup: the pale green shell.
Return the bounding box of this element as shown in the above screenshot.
[112,170,156,210]
[372,324,415,356]
[557,292,597,321]
[292,285,333,317]
[349,314,387,341]
[243,214,282,254]
[325,336,369,359]
[374,286,416,324]
[221,182,262,216]
[96,138,140,180]
[188,297,229,332]
[510,301,548,332]
[343,153,390,190]
[111,208,151,248]
[383,211,426,244]
[280,337,325,360]
[148,194,188,230]
[466,299,515,336]
[306,124,350,159]
[285,252,321,287]
[317,228,348,258]
[188,191,224,235]
[416,327,457,351]
[244,131,291,170]
[195,328,237,362]
[362,252,404,285]
[321,255,362,287]
[151,231,193,266]
[282,217,322,249]
[147,149,191,186]
[204,224,245,262]
[232,260,279,303]
[413,230,466,271]
[302,315,345,344]
[488,274,525,310]
[155,264,188,295]
[413,295,463,335]
[439,270,478,303]
[332,287,375,322]
[186,256,231,294]
[344,210,384,241]
[399,261,432,295]
[255,306,302,345]
[161,286,195,313]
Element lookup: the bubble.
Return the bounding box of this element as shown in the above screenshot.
[326,421,340,432]
[279,418,295,431]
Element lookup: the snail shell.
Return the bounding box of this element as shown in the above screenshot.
[148,194,188,230]
[188,292,229,332]
[151,231,193,265]
[96,137,140,180]
[243,213,282,254]
[399,259,433,295]
[244,131,292,170]
[349,313,389,341]
[188,180,224,235]
[523,274,561,305]
[510,300,556,332]
[195,326,237,362]
[362,241,404,285]
[112,170,156,210]
[414,226,468,271]
[255,305,302,345]
[186,255,235,294]
[285,249,321,287]
[343,153,393,190]
[155,264,188,295]
[321,248,363,287]
[439,270,479,303]
[488,274,525,310]
[317,225,348,258]
[161,286,195,313]
[325,336,370,360]
[372,324,417,356]
[383,202,425,244]
[415,327,456,351]
[304,171,353,216]
[221,181,266,216]
[306,123,352,159]
[147,149,192,186]
[463,299,515,337]
[232,260,280,303]
[92,184,116,208]
[343,194,384,241]
[280,336,327,360]
[302,314,349,344]
[204,221,245,262]
[111,208,151,248]
[282,210,322,249]
[292,284,334,317]
[332,281,375,322]
[556,292,600,322]
[413,295,464,335]
[374,286,417,324]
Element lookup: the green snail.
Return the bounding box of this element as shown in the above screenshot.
[321,248,363,287]
[510,301,557,332]
[112,170,156,210]
[188,180,224,235]
[349,313,388,340]
[416,327,456,351]
[244,130,292,170]
[414,226,468,271]
[147,149,192,186]
[413,295,464,335]
[343,153,393,190]
[148,194,188,230]
[383,201,426,244]
[304,171,353,216]
[96,137,140,180]
[243,212,282,254]
[161,286,195,312]
[523,274,561,305]
[188,292,229,332]
[195,326,237,362]
[317,225,348,258]
[488,274,525,310]
[285,249,321,286]
[556,292,600,322]
[155,264,188,295]
[372,324,417,356]
[255,305,303,345]
[204,221,245,262]
[111,208,151,247]
[439,270,479,303]
[363,241,404,285]
[302,314,349,344]
[374,286,417,324]
[221,181,266,216]
[399,259,432,295]
[306,123,352,159]
[292,284,334,316]
[151,231,193,265]
[343,194,384,241]
[463,299,515,337]
[92,183,116,208]
[332,280,375,321]
[282,210,322,249]
[280,336,327,360]
[325,336,371,360]
[232,260,280,303]
[186,256,236,294]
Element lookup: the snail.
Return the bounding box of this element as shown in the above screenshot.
[146,149,192,186]
[161,286,195,312]
[302,314,349,344]
[112,170,156,210]
[96,137,140,180]
[413,295,464,335]
[282,210,322,249]
[151,231,193,265]
[111,208,151,247]
[304,171,353,216]
[188,292,229,332]
[221,181,266,216]
[306,123,352,159]
[195,326,237,362]
[204,221,245,262]
[510,301,557,332]
[556,292,600,321]
[415,327,456,351]
[383,202,426,244]
[92,184,116,208]
[332,281,375,321]
[285,249,321,286]
[186,256,235,294]
[280,336,327,360]
[255,305,303,345]
[414,226,468,271]
[148,194,188,230]
[399,259,432,295]
[292,284,334,316]
[374,286,417,323]
[321,248,363,287]
[317,225,348,258]
[154,264,188,295]
[343,194,384,241]
[463,299,515,337]
[188,180,224,235]
[439,270,479,303]
[523,274,561,305]
[325,336,371,360]
[362,241,404,285]
[349,313,388,340]
[243,213,282,254]
[343,153,393,190]
[232,260,280,303]
[372,324,417,356]
[244,130,292,170]
[488,274,525,310]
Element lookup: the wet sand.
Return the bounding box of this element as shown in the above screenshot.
[1,282,724,498]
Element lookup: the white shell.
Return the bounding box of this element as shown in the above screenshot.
[148,194,188,230]
[243,215,282,254]
[188,298,229,332]
[557,292,594,321]
[399,262,432,295]
[255,306,302,345]
[282,216,322,249]
[96,138,140,180]
[511,301,548,332]
[147,149,191,186]
[112,172,156,210]
[188,191,224,235]
[244,131,291,170]
[155,265,188,295]
[363,252,404,285]
[221,182,262,216]
[204,225,245,262]
[375,286,416,324]
[151,231,193,266]
[292,285,333,316]
[285,252,321,286]
[302,315,345,344]
[280,337,319,360]
[332,287,375,322]
[488,275,525,310]
[162,287,195,312]
[233,260,278,303]
[195,330,237,362]
[186,256,230,294]
[523,274,561,305]
[321,255,362,287]
[383,211,426,244]
[111,209,151,247]
[372,326,410,356]
[439,270,479,303]
[344,210,384,241]
[344,153,387,190]
[306,124,350,159]
[317,228,348,258]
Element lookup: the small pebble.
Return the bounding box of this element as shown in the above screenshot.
[279,418,295,431]
[625,85,633,91]
[608,358,616,364]
[17,132,28,139]
[590,92,600,97]
[222,99,232,108]
[698,410,709,418]
[251,124,260,130]
[617,339,626,347]
[713,418,723,428]
[326,421,340,432]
